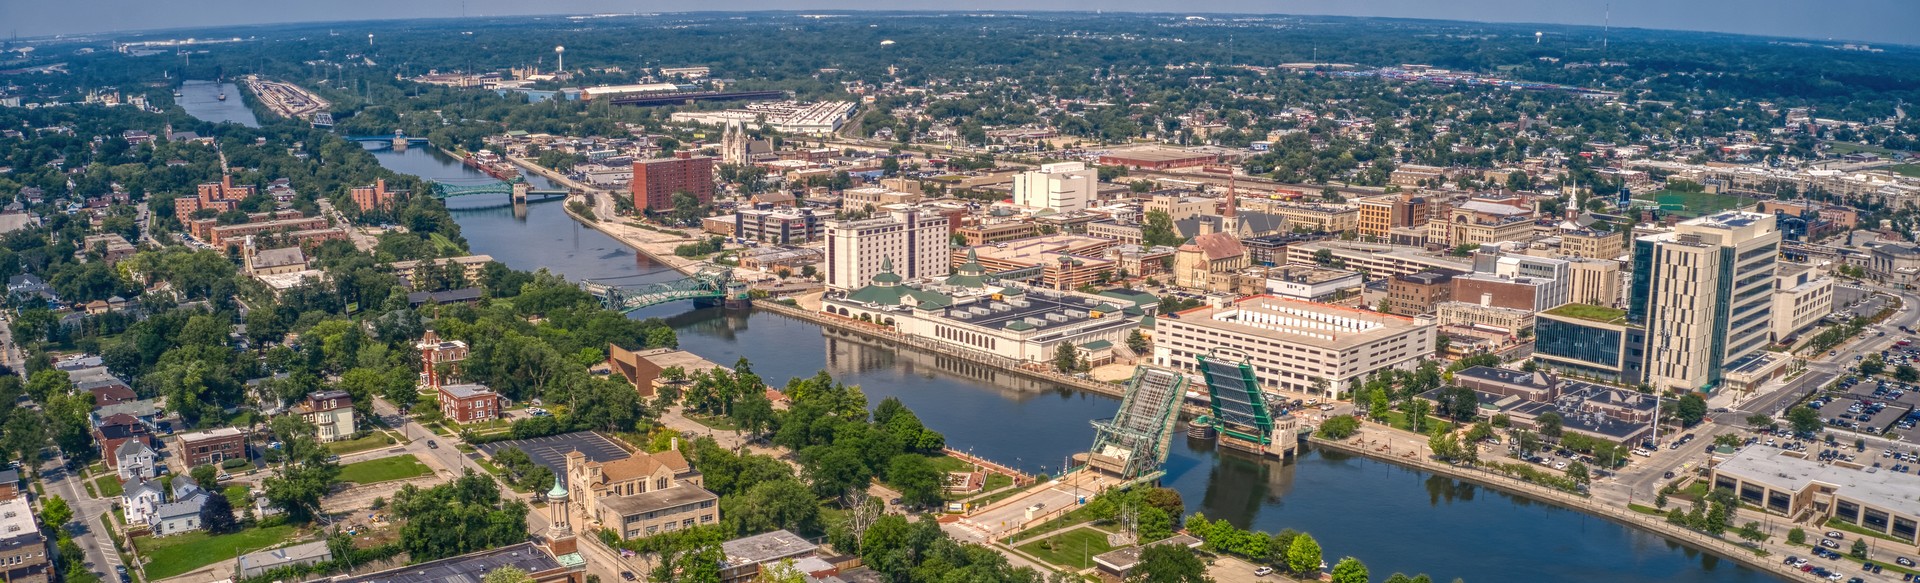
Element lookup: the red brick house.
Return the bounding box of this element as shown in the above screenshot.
[439,383,501,424]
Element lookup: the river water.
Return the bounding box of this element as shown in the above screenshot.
[177,80,260,128]
[365,144,1779,583]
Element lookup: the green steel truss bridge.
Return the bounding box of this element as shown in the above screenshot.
[581,267,748,312]
[429,177,569,200]
[1084,367,1188,480]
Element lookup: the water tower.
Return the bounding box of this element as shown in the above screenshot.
[554,45,565,73]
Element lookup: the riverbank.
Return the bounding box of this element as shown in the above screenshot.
[1309,431,1806,582]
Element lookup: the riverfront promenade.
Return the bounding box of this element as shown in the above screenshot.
[1315,422,1888,583]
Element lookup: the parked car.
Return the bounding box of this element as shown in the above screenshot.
[1252,567,1274,577]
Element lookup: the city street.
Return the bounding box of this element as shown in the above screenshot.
[45,457,124,583]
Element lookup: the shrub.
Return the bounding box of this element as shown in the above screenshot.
[221,458,252,470]
[1317,415,1361,439]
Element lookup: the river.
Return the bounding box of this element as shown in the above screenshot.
[367,144,1780,583]
[176,80,260,128]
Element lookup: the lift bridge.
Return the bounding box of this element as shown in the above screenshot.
[580,267,749,313]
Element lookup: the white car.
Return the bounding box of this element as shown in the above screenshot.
[1252,566,1274,577]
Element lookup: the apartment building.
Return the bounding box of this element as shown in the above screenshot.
[630,155,716,212]
[1561,228,1626,260]
[0,498,49,583]
[349,178,399,212]
[1628,212,1780,392]
[175,428,246,466]
[825,209,951,290]
[958,221,1040,246]
[439,384,501,424]
[732,208,823,245]
[1153,297,1436,399]
[385,255,494,290]
[1267,203,1359,233]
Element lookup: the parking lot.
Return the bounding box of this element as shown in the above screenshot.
[476,431,632,474]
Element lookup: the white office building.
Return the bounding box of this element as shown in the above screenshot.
[1012,162,1097,213]
[825,208,951,291]
[1153,297,1436,399]
[1628,212,1780,393]
[1475,253,1572,310]
[1771,264,1833,343]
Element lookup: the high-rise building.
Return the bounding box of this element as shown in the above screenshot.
[1472,254,1572,310]
[1356,194,1429,241]
[631,156,716,212]
[825,209,951,290]
[1628,212,1780,392]
[349,178,398,212]
[1012,162,1096,213]
[1152,297,1436,399]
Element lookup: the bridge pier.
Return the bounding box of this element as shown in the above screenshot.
[511,182,530,205]
[723,281,751,309]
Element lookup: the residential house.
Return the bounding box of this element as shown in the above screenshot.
[94,413,152,474]
[0,497,49,583]
[151,477,210,536]
[115,440,156,481]
[298,390,356,442]
[122,477,164,525]
[439,384,501,424]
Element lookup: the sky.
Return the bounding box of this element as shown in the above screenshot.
[3,0,1917,46]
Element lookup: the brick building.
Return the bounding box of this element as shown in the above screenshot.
[175,427,246,466]
[631,155,716,212]
[1386,271,1454,316]
[417,330,469,389]
[350,178,401,212]
[174,175,255,224]
[439,383,501,424]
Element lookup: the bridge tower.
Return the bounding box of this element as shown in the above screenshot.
[724,280,751,309]
[512,182,530,205]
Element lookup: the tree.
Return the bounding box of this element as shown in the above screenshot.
[726,478,822,537]
[1787,406,1823,436]
[1897,365,1920,383]
[1318,416,1360,439]
[1127,330,1150,354]
[38,496,72,535]
[1860,355,1887,377]
[201,491,238,534]
[885,454,943,508]
[1286,533,1323,577]
[1142,210,1182,248]
[1673,393,1708,426]
[482,566,535,583]
[191,465,219,489]
[1053,343,1080,373]
[1746,413,1777,431]
[1567,461,1590,485]
[1130,543,1211,583]
[1850,538,1868,559]
[1537,411,1564,438]
[1329,557,1369,583]
[1787,528,1806,544]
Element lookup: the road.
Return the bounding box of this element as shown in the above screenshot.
[318,199,377,252]
[1721,287,1920,425]
[46,457,124,583]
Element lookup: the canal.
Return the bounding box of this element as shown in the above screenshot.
[177,80,260,128]
[366,144,1781,583]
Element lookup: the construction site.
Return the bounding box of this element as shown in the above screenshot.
[242,75,330,121]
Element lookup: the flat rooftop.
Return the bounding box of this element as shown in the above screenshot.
[721,529,816,565]
[1168,296,1429,349]
[937,289,1134,336]
[330,542,561,583]
[596,484,717,516]
[1541,303,1629,325]
[1101,147,1211,162]
[1717,446,1920,513]
[968,234,1113,267]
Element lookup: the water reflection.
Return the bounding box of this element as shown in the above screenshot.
[177,80,260,127]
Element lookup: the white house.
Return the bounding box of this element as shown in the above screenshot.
[122,477,163,525]
[115,440,155,481]
[151,476,210,536]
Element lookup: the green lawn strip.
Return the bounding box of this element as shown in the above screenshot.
[1628,503,1662,515]
[337,455,433,485]
[92,474,123,497]
[1014,527,1117,570]
[685,413,741,431]
[328,433,399,455]
[1376,410,1453,433]
[1002,505,1104,544]
[224,485,251,508]
[984,474,1014,492]
[133,523,298,580]
[1890,164,1920,178]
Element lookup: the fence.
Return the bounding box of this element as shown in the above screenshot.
[942,448,1036,487]
[1309,435,1811,582]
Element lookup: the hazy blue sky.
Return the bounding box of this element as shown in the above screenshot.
[4,0,1916,45]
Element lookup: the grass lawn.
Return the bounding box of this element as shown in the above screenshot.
[1820,517,1913,546]
[1889,164,1920,178]
[685,413,741,431]
[224,485,251,508]
[1015,527,1116,569]
[328,433,398,456]
[134,523,298,579]
[1634,190,1753,218]
[984,473,1014,492]
[1825,141,1902,156]
[337,455,433,485]
[1628,503,1662,515]
[92,474,123,498]
[1377,410,1454,434]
